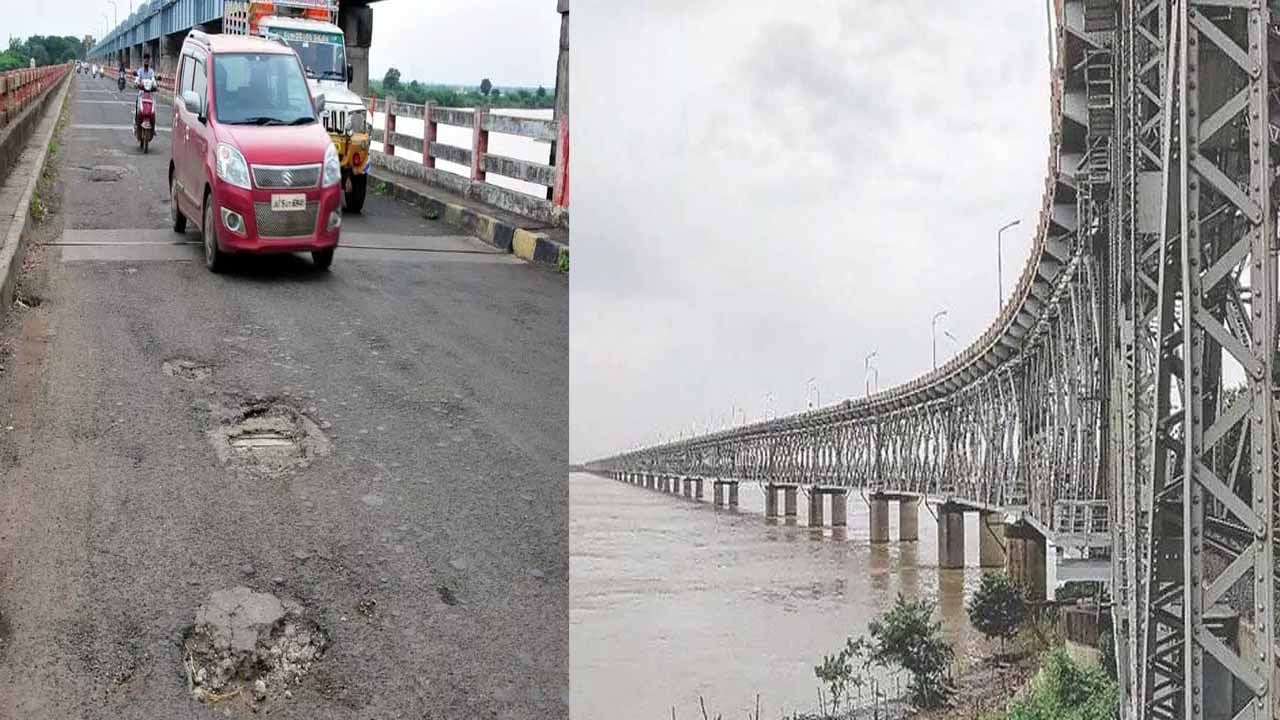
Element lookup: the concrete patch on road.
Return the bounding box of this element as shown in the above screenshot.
[183,586,329,707]
[161,358,212,381]
[207,399,331,476]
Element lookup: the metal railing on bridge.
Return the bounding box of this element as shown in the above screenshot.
[369,96,568,227]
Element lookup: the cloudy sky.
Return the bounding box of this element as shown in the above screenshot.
[9,1,560,88]
[570,0,1053,462]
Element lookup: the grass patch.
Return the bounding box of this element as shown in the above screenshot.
[992,647,1116,720]
[31,86,71,224]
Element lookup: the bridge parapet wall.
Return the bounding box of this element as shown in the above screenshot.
[0,63,72,184]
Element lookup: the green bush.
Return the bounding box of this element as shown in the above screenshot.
[866,595,954,708]
[1001,647,1117,720]
[968,572,1026,655]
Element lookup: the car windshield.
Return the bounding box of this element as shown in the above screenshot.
[213,53,316,126]
[279,32,347,81]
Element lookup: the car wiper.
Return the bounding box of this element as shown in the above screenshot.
[232,116,288,126]
[289,116,315,126]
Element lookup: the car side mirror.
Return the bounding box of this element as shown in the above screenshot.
[181,90,202,118]
[314,93,326,113]
[346,64,353,82]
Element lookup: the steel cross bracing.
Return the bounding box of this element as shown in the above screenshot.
[586,2,1280,718]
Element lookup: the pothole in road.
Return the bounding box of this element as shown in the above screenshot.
[162,358,212,381]
[208,400,330,475]
[87,165,127,182]
[183,586,328,707]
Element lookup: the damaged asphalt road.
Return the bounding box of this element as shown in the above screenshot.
[0,74,567,719]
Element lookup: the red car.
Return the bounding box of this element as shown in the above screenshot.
[169,30,342,272]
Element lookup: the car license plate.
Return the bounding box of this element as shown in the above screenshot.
[271,194,306,212]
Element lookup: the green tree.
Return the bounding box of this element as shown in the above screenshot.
[382,66,401,89]
[536,85,546,98]
[479,77,492,96]
[1002,647,1117,720]
[490,87,501,98]
[967,572,1026,657]
[866,595,954,708]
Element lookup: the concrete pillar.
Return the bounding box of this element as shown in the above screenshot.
[979,512,1007,568]
[765,485,779,518]
[830,492,847,527]
[547,0,569,201]
[1006,522,1047,601]
[869,494,890,543]
[728,481,739,507]
[682,478,692,498]
[160,33,181,81]
[338,4,373,97]
[714,481,725,506]
[899,497,920,541]
[808,490,823,527]
[693,478,703,500]
[937,503,966,569]
[783,486,798,517]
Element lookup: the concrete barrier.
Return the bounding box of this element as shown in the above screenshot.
[0,64,71,183]
[0,66,72,314]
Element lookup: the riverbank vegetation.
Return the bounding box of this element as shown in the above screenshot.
[371,68,554,110]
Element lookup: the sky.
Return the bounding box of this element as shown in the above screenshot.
[8,0,560,88]
[570,0,1053,463]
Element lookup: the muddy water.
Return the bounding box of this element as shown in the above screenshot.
[570,473,997,720]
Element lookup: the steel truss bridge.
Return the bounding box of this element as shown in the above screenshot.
[587,1,1280,717]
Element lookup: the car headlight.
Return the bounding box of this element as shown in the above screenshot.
[215,143,251,190]
[345,110,366,135]
[322,142,341,187]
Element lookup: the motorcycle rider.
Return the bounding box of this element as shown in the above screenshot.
[133,54,157,128]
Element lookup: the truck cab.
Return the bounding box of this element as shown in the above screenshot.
[225,0,372,212]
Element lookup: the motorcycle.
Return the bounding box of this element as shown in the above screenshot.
[135,77,157,154]
[118,72,126,91]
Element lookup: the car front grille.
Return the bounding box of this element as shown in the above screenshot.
[251,164,321,190]
[322,109,346,134]
[253,202,320,238]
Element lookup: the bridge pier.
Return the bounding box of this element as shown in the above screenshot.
[936,502,965,569]
[712,480,739,507]
[869,493,890,543]
[805,487,847,526]
[1005,522,1047,601]
[764,483,799,519]
[978,512,1007,568]
[899,497,919,541]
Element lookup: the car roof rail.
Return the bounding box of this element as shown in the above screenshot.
[187,29,212,49]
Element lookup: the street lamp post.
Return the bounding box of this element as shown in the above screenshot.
[763,392,774,421]
[931,310,948,370]
[864,351,878,396]
[107,0,117,26]
[806,377,820,410]
[996,219,1021,311]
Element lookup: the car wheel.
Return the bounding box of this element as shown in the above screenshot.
[203,199,227,274]
[170,175,186,233]
[312,248,334,271]
[344,174,367,214]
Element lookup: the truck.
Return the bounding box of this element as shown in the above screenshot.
[224,0,372,212]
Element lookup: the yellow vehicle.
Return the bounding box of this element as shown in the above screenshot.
[224,0,371,212]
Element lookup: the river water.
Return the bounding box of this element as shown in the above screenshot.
[570,472,998,720]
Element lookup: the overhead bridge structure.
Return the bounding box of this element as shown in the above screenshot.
[86,0,383,95]
[587,1,1280,718]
